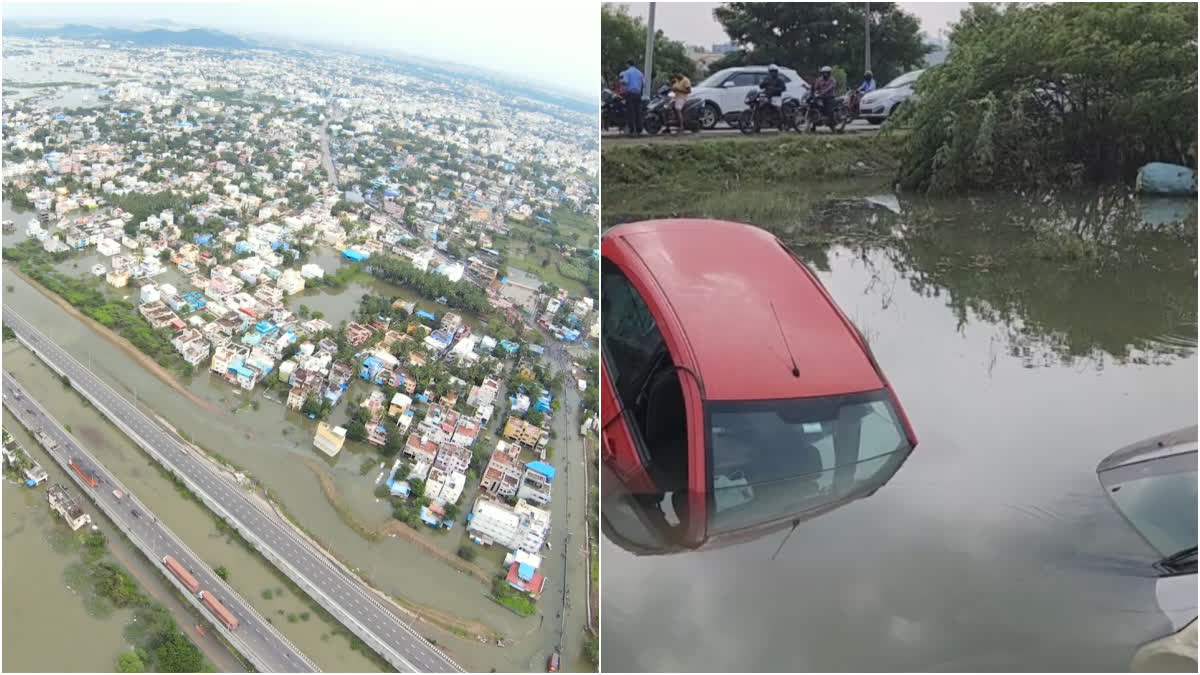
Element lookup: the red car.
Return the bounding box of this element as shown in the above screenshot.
[600,219,917,553]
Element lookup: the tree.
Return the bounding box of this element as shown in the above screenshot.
[601,5,698,86]
[443,502,460,521]
[897,2,1198,193]
[117,651,145,673]
[456,544,476,561]
[153,631,205,673]
[712,2,930,85]
[345,419,367,443]
[214,565,229,581]
[382,429,405,457]
[526,409,545,427]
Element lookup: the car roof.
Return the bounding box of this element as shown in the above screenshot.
[1097,425,1198,474]
[607,219,885,401]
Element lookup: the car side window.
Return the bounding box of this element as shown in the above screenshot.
[601,258,666,407]
[728,72,759,87]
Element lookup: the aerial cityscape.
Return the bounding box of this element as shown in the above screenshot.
[2,8,598,674]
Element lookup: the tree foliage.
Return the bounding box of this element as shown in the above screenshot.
[897,2,1198,193]
[601,5,698,86]
[117,651,145,673]
[711,2,929,84]
[363,255,489,314]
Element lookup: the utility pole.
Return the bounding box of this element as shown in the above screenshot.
[643,2,656,93]
[864,1,872,74]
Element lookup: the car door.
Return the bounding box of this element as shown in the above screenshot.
[600,242,708,545]
[721,70,761,114]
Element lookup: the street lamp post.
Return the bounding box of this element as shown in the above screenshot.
[865,2,872,74]
[643,2,656,93]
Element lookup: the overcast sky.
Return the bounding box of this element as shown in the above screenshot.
[621,2,971,46]
[2,1,599,99]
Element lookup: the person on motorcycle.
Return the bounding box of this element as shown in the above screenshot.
[813,65,838,119]
[857,70,876,94]
[760,64,787,112]
[669,72,691,133]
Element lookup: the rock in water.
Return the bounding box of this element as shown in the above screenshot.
[1136,162,1198,196]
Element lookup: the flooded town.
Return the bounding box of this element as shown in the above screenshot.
[3,6,598,673]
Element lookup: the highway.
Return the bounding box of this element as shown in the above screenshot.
[2,372,317,673]
[600,117,880,143]
[3,307,463,673]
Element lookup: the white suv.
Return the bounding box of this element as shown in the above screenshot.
[688,66,811,129]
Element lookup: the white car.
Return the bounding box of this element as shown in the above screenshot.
[688,66,811,129]
[858,69,925,124]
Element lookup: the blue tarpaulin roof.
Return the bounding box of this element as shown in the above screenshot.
[517,563,536,581]
[526,461,556,482]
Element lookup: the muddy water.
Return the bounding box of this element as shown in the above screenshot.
[601,187,1197,672]
[2,463,134,673]
[1,266,541,673]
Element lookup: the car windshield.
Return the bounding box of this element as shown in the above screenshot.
[1105,454,1197,559]
[695,70,734,89]
[706,389,912,535]
[882,70,922,89]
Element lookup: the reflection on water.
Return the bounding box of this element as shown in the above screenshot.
[601,186,1197,671]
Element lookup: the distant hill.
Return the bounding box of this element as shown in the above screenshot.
[5,23,252,49]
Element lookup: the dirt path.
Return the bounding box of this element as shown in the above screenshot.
[9,267,226,417]
[299,457,494,584]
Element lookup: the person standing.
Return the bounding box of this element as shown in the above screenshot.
[619,60,644,136]
[670,72,691,133]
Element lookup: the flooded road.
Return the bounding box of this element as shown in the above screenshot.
[601,187,1197,671]
[1,265,541,671]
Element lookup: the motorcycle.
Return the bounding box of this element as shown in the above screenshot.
[643,85,703,134]
[601,88,626,131]
[738,90,802,134]
[800,91,852,133]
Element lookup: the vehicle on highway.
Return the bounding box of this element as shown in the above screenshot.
[131,508,141,518]
[858,69,924,125]
[547,650,561,672]
[800,91,854,133]
[599,219,917,552]
[643,85,703,135]
[601,87,627,131]
[1097,426,1197,672]
[689,66,810,129]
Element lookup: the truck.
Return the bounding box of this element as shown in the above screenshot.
[70,459,99,488]
[162,555,200,594]
[112,489,125,501]
[198,591,239,631]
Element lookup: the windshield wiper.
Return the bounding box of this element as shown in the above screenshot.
[1160,545,1198,570]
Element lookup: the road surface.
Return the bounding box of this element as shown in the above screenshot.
[3,307,463,674]
[601,118,880,144]
[2,372,316,673]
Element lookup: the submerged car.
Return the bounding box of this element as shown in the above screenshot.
[600,219,917,552]
[1098,426,1197,672]
[858,68,924,124]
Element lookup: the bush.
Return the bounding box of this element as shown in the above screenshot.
[456,545,477,562]
[897,3,1198,193]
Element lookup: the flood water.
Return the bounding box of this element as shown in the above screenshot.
[601,186,1197,671]
[1,259,549,673]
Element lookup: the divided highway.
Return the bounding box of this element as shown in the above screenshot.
[3,307,463,673]
[2,372,317,673]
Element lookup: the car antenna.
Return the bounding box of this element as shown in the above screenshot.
[771,518,802,560]
[770,301,801,378]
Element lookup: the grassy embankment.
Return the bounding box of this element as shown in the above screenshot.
[602,132,904,227]
[503,205,598,296]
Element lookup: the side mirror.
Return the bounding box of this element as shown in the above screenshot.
[722,80,736,88]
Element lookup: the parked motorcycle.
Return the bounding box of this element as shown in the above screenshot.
[738,90,802,134]
[601,88,626,131]
[644,85,703,134]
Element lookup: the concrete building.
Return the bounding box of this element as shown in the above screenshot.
[47,483,91,530]
[313,422,347,457]
[504,416,549,448]
[480,441,522,498]
[516,460,555,505]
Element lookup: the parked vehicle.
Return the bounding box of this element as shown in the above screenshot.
[601,88,626,131]
[738,90,802,134]
[643,85,702,135]
[547,650,560,672]
[599,219,917,552]
[858,69,924,124]
[688,66,810,129]
[1097,426,1197,672]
